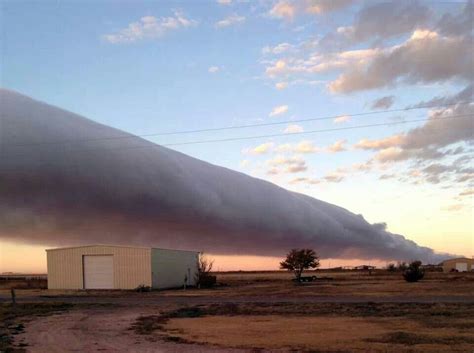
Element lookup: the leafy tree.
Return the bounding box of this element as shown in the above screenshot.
[280,249,320,281]
[403,260,425,282]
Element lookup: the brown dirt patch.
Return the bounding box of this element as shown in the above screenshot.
[13,306,244,352]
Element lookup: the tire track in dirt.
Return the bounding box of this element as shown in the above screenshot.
[14,307,248,353]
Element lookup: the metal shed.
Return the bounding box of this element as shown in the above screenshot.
[46,245,199,290]
[439,257,474,273]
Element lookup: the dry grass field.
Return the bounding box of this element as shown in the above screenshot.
[143,301,473,352]
[1,270,473,352]
[2,270,473,299]
[205,270,474,297]
[163,314,474,352]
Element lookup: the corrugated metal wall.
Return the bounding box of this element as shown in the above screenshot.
[441,258,473,272]
[47,245,151,289]
[151,248,199,289]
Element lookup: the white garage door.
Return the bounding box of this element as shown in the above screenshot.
[455,262,468,272]
[83,255,114,289]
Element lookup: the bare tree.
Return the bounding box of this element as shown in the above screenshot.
[195,255,215,288]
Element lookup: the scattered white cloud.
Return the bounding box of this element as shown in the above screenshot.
[264,48,381,80]
[324,1,430,47]
[275,82,289,90]
[217,0,232,5]
[267,155,301,166]
[329,30,473,93]
[372,147,422,164]
[262,3,472,97]
[266,155,308,174]
[459,188,474,197]
[208,66,220,73]
[379,174,396,180]
[262,43,293,55]
[333,115,351,124]
[407,84,473,109]
[289,177,320,185]
[324,171,346,183]
[215,14,246,28]
[283,124,304,134]
[257,2,473,193]
[269,1,297,20]
[327,140,347,153]
[287,164,308,173]
[291,161,376,186]
[102,11,197,44]
[244,140,322,155]
[352,98,474,185]
[269,104,289,117]
[269,0,353,20]
[353,161,374,172]
[294,140,320,153]
[266,60,288,78]
[371,96,395,109]
[274,140,348,154]
[242,142,274,155]
[456,172,474,183]
[356,104,474,157]
[355,135,404,150]
[442,204,465,212]
[306,0,353,15]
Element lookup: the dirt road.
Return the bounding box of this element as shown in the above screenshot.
[2,293,474,305]
[13,301,474,353]
[14,307,248,353]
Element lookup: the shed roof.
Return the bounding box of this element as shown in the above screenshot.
[46,244,200,253]
[439,257,473,264]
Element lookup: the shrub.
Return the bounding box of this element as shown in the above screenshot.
[198,275,217,288]
[135,284,151,292]
[403,261,425,282]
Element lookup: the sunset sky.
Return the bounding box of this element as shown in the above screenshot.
[1,0,472,273]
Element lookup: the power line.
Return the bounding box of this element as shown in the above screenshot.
[162,114,473,146]
[146,102,471,136]
[4,101,472,148]
[1,114,471,168]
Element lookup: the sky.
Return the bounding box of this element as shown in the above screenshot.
[1,0,473,272]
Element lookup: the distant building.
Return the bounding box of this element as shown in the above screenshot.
[47,245,200,290]
[420,264,442,272]
[439,258,474,272]
[354,265,376,270]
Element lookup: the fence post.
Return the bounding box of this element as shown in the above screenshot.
[11,288,16,305]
